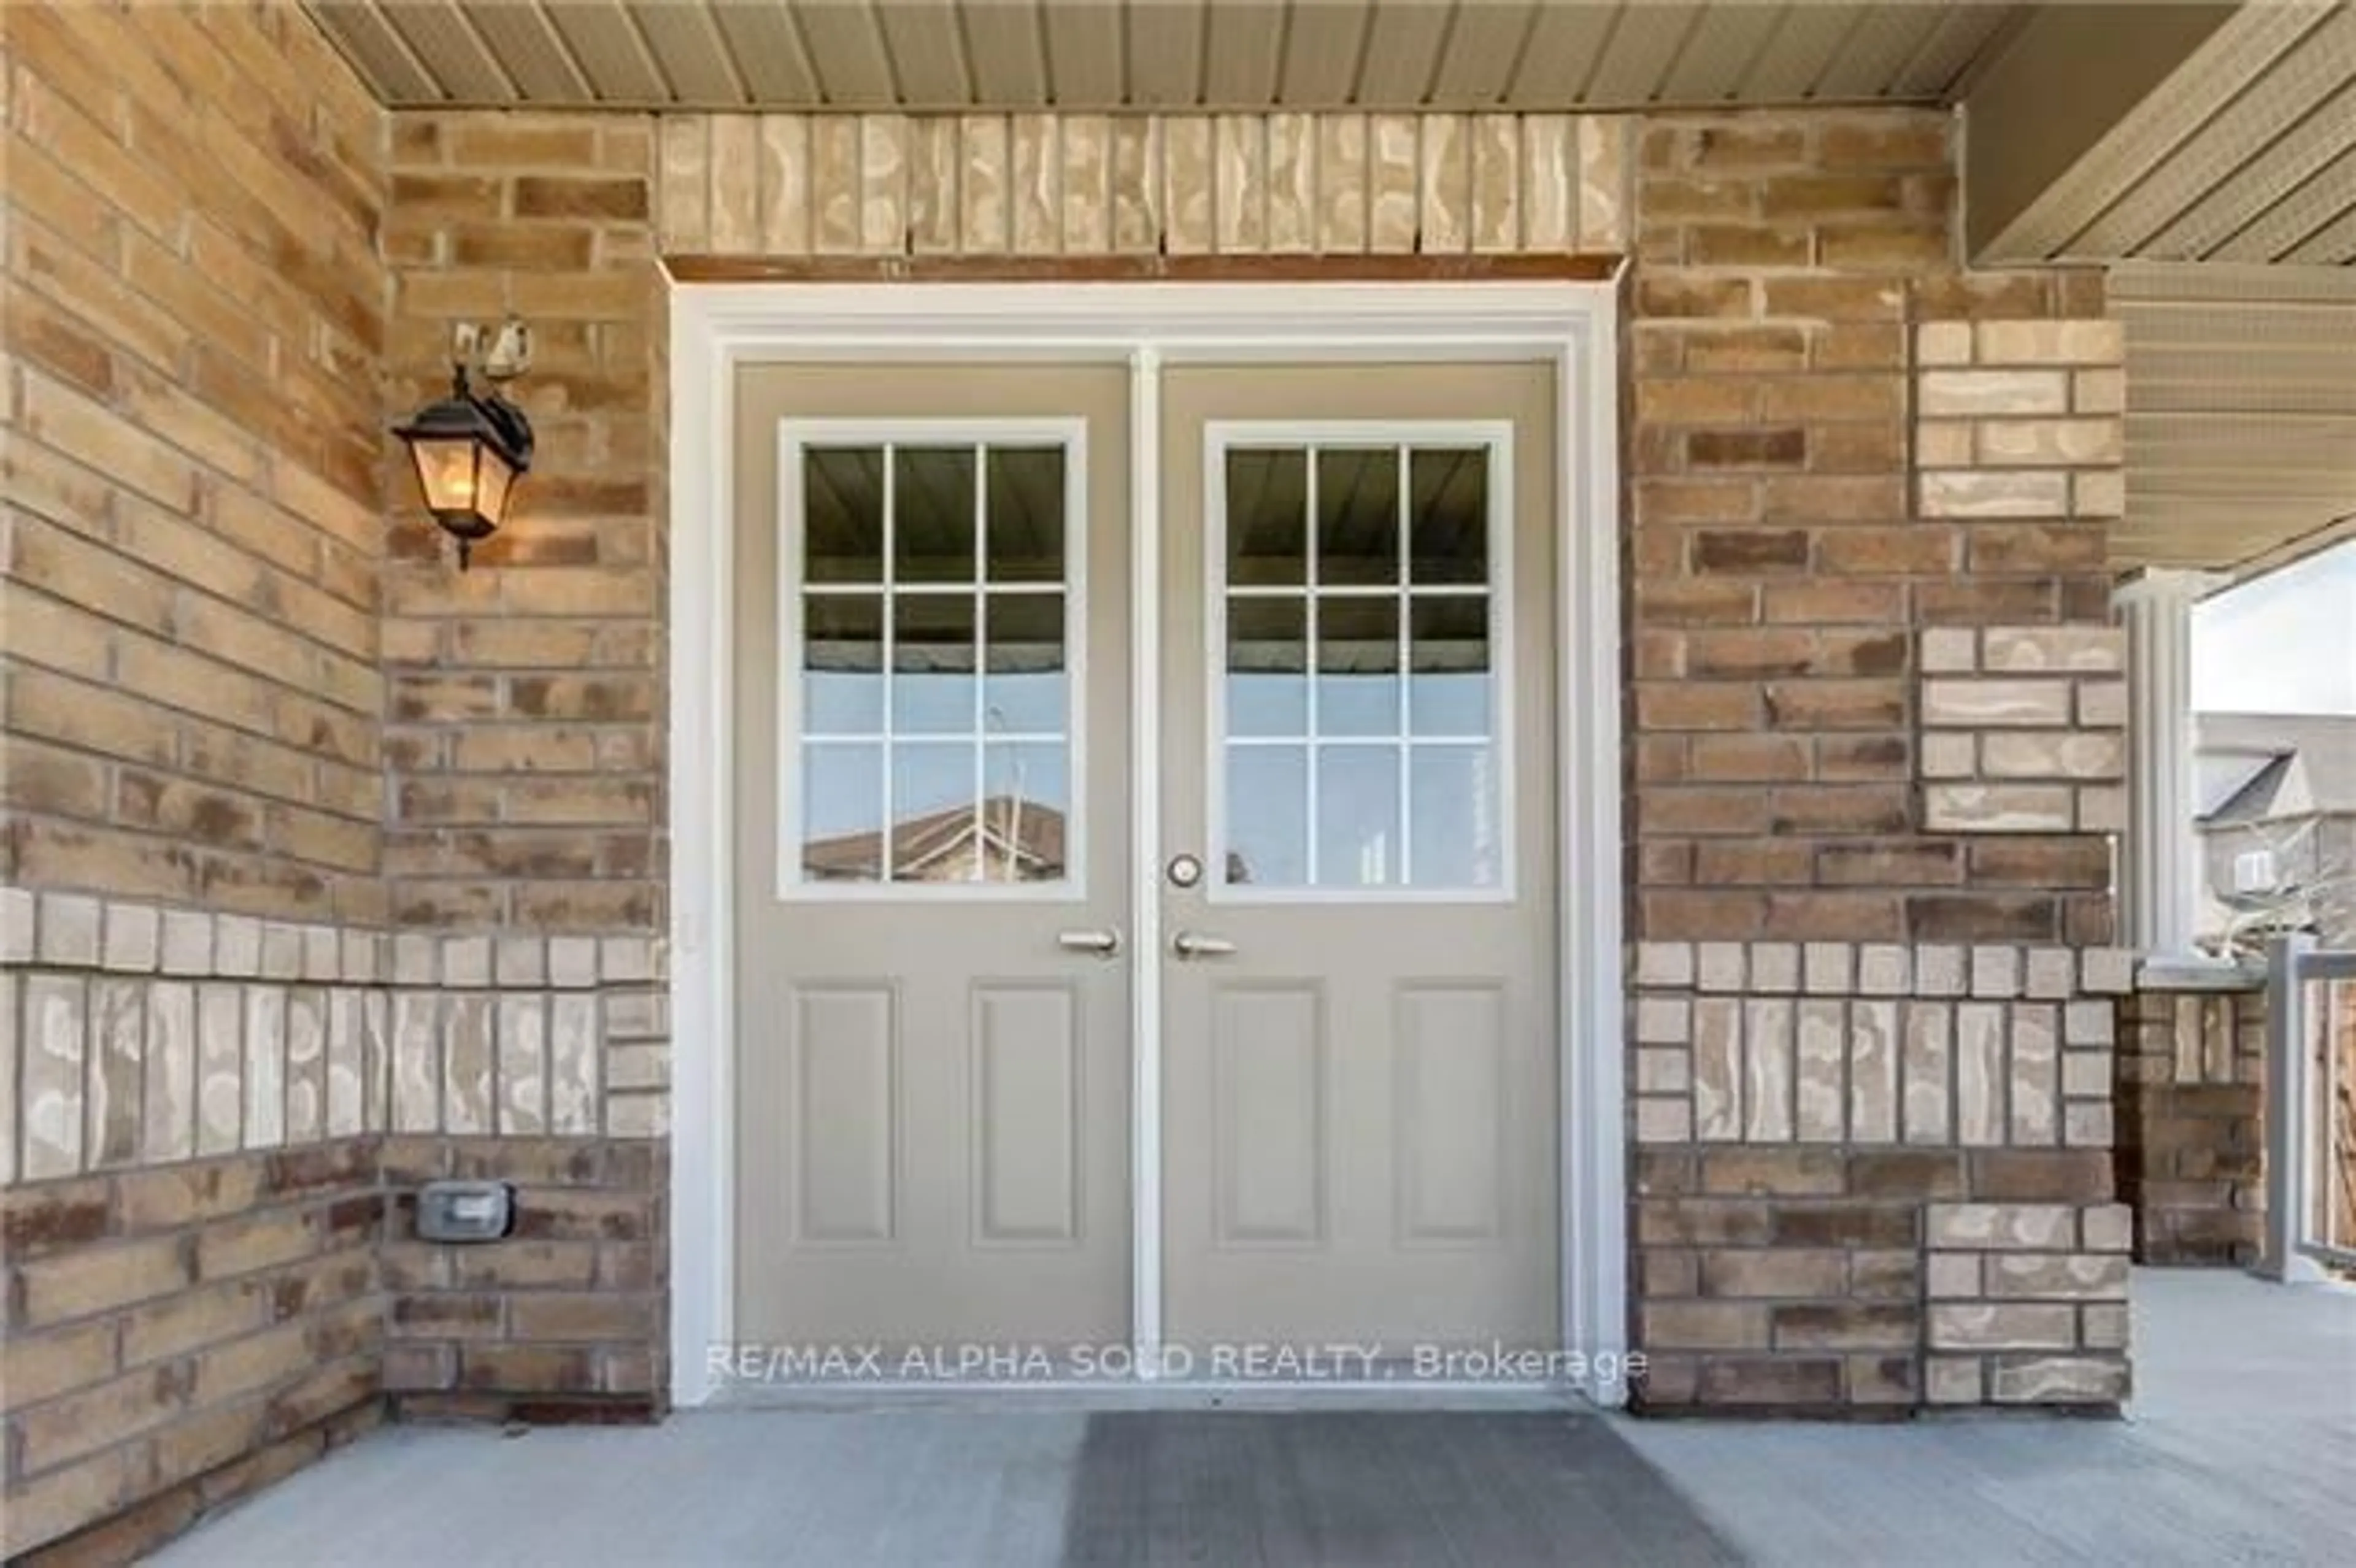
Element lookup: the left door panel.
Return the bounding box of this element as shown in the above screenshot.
[734,363,1131,1355]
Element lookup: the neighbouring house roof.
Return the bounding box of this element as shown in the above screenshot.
[2194,712,2356,827]
[804,797,1067,883]
[2201,753,2297,828]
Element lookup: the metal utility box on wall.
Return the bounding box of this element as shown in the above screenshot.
[416,1180,517,1243]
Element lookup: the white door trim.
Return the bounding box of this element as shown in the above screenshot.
[668,281,1626,1409]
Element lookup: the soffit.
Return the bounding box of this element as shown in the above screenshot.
[304,1,2028,112]
[1976,2,2356,267]
[2112,264,2356,575]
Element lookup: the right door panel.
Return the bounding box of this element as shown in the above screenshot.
[1160,363,1561,1362]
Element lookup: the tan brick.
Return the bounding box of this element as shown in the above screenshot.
[506,1291,661,1342]
[13,1361,195,1473]
[120,1276,272,1366]
[0,1318,118,1412]
[1917,369,2070,417]
[2071,469,2126,518]
[1925,785,2075,834]
[1698,1249,1847,1297]
[191,1318,314,1404]
[1922,678,2073,727]
[1975,418,2123,467]
[20,1236,191,1326]
[1974,320,2123,366]
[1925,1356,1983,1404]
[1642,1300,1770,1350]
[196,1212,318,1281]
[1930,1302,2077,1350]
[1986,1253,2128,1300]
[1,1447,137,1558]
[1920,470,2073,518]
[1914,321,1973,366]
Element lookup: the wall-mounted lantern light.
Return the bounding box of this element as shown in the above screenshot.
[394,320,534,569]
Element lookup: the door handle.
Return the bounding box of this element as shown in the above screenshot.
[1057,928,1123,958]
[1172,931,1238,960]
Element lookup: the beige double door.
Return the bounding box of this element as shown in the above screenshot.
[735,358,1558,1368]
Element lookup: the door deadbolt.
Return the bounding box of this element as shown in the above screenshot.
[1166,853,1204,889]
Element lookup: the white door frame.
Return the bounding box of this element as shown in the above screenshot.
[667,281,1626,1409]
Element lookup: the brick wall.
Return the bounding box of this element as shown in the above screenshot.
[379,1136,666,1420]
[650,110,1630,258]
[0,888,669,1555]
[1,1143,382,1560]
[2116,977,2268,1265]
[0,1,388,924]
[382,113,668,938]
[1633,939,2135,1409]
[6,62,2147,1562]
[1623,112,2130,1411]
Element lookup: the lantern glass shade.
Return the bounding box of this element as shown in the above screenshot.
[407,433,519,536]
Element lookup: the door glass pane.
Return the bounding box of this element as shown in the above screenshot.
[802,744,885,882]
[891,595,976,735]
[894,446,977,583]
[1227,449,1307,586]
[1410,747,1500,889]
[803,593,884,735]
[1213,436,1507,896]
[790,433,1078,894]
[986,447,1065,583]
[983,742,1069,883]
[805,447,885,583]
[890,742,979,882]
[1409,448,1487,585]
[1227,597,1307,738]
[1409,596,1491,737]
[1225,745,1307,888]
[1315,745,1401,888]
[1316,598,1400,738]
[984,593,1066,734]
[1315,447,1398,586]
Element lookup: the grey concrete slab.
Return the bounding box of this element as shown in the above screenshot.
[1615,1270,2356,1567]
[153,1270,2356,1567]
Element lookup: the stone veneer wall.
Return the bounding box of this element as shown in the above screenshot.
[2116,975,2268,1266]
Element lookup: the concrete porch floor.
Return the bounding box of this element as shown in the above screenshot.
[155,1270,2355,1566]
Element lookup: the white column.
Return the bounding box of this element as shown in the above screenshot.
[2114,568,2222,958]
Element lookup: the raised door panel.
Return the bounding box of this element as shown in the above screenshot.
[1395,985,1507,1244]
[971,985,1082,1244]
[791,986,898,1245]
[1212,985,1327,1246]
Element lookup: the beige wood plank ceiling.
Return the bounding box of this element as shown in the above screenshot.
[307,1,2030,112]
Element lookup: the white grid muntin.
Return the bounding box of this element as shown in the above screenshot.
[775,416,1090,903]
[1204,420,1517,906]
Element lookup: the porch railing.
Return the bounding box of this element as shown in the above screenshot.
[2263,936,2356,1280]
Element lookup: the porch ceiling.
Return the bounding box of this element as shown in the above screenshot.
[1968,2,2356,268]
[2112,263,2356,576]
[303,1,2030,112]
